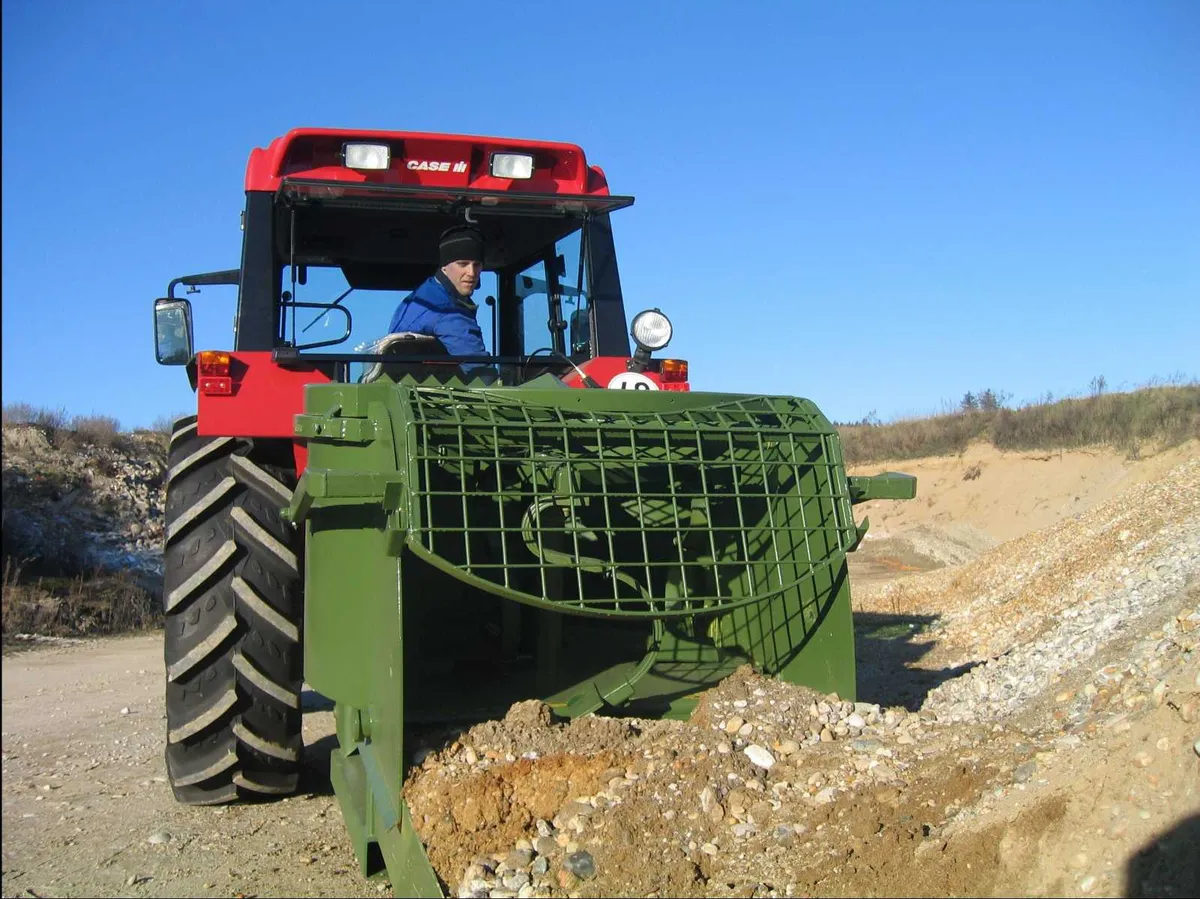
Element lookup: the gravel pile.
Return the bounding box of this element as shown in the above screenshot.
[403,455,1200,899]
[422,591,1197,898]
[859,457,1199,657]
[922,539,1200,726]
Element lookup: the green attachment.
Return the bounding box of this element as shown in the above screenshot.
[293,379,916,898]
[393,385,861,619]
[847,471,918,503]
[294,413,376,444]
[331,743,442,895]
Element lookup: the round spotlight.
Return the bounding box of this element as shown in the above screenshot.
[631,309,673,351]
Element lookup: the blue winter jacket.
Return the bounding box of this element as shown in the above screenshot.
[386,271,487,361]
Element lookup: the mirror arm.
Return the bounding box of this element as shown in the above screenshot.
[168,269,240,299]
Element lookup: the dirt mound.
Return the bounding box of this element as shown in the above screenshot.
[856,454,1199,664]
[849,439,1197,546]
[404,606,1197,897]
[850,522,998,586]
[1,424,166,584]
[399,450,1200,898]
[408,750,631,886]
[848,440,1198,588]
[2,424,167,639]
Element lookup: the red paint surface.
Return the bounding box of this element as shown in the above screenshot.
[293,442,309,474]
[244,128,610,197]
[195,351,690,472]
[196,351,330,439]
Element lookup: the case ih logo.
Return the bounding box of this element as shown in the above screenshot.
[406,159,468,173]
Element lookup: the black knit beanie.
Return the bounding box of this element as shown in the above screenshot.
[439,226,485,266]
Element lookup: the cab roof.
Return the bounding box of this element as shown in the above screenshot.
[245,127,615,196]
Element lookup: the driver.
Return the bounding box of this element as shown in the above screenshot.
[386,225,488,363]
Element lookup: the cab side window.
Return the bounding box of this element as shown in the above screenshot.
[511,229,589,357]
[516,260,550,355]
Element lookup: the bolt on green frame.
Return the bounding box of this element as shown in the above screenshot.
[282,376,916,895]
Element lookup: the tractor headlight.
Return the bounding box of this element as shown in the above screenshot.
[343,143,391,170]
[490,153,535,179]
[631,309,672,351]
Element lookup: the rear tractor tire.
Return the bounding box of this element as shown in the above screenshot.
[161,415,304,805]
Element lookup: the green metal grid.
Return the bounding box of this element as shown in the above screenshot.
[398,386,858,618]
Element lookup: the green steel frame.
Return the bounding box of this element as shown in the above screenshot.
[283,377,915,894]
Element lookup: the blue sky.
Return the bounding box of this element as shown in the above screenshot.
[3,0,1197,428]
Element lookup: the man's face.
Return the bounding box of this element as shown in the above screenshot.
[441,259,482,298]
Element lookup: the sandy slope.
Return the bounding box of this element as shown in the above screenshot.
[847,439,1198,583]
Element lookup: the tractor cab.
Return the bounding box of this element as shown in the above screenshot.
[154,129,687,412]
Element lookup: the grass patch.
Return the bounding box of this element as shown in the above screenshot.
[1,559,161,639]
[840,384,1200,465]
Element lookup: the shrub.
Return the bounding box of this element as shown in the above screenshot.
[2,559,161,638]
[2,403,69,430]
[70,414,122,447]
[151,412,191,434]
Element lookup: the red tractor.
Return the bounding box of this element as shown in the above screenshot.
[153,128,688,804]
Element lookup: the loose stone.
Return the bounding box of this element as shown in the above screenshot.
[562,849,596,881]
[1151,681,1167,707]
[505,849,533,869]
[744,745,776,769]
[502,872,530,890]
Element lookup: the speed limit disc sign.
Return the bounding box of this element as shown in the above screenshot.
[606,372,659,391]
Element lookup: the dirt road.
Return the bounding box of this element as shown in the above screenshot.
[1,636,383,898]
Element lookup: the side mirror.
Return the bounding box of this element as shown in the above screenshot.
[569,308,591,355]
[154,298,194,365]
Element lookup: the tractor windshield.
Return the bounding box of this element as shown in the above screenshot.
[285,225,590,380]
[272,183,632,373]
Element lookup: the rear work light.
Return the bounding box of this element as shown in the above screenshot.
[490,152,534,179]
[197,350,232,396]
[343,143,391,170]
[659,359,688,382]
